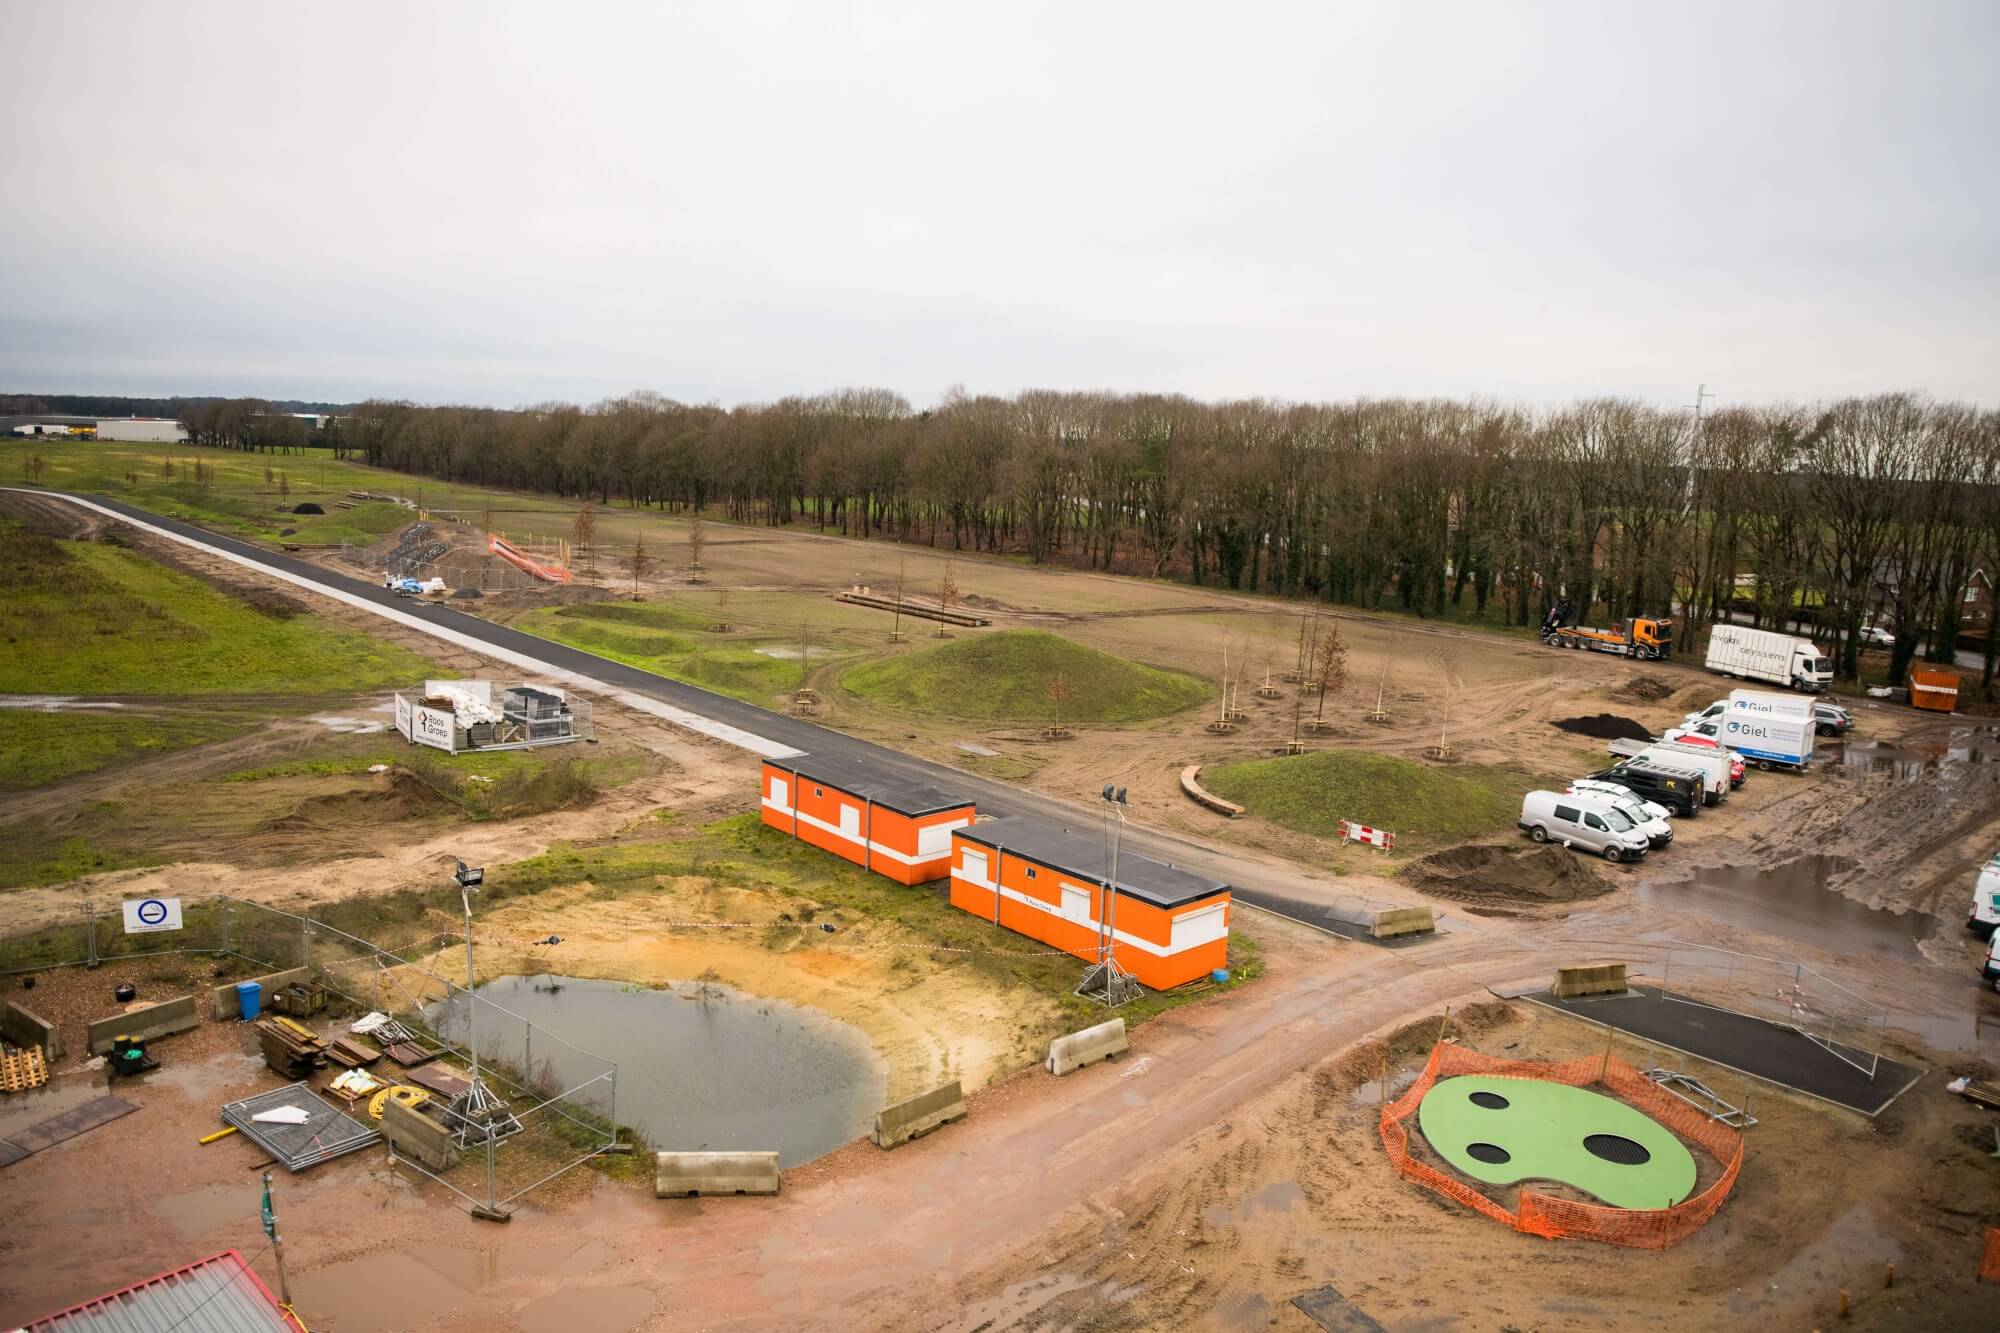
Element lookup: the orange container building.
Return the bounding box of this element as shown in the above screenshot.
[759,754,975,884]
[947,816,1232,991]
[1909,668,1959,713]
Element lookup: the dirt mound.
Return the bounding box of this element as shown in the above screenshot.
[1553,713,1652,741]
[292,502,325,515]
[1615,675,1677,702]
[258,770,450,834]
[1407,842,1610,906]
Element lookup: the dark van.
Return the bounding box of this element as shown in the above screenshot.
[1588,761,1704,818]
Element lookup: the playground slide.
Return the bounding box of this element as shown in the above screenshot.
[488,534,572,583]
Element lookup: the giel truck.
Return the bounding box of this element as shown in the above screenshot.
[1704,623,1833,692]
[1667,690,1816,772]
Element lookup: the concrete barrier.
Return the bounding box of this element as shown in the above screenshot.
[383,1094,463,1172]
[872,1079,966,1149]
[1047,1018,1129,1076]
[1370,906,1436,940]
[1,1000,62,1060]
[1179,765,1245,818]
[653,1151,781,1197]
[87,994,199,1055]
[211,967,310,1020]
[1553,962,1628,999]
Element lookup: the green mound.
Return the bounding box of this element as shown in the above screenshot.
[1204,750,1530,849]
[515,604,806,704]
[840,630,1209,724]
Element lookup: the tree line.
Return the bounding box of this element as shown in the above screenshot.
[180,388,2000,693]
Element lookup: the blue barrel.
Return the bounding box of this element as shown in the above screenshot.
[1210,968,1231,984]
[235,981,262,1021]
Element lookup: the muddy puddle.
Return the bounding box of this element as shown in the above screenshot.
[291,1238,621,1329]
[1636,855,1933,958]
[1837,729,1998,781]
[431,975,886,1166]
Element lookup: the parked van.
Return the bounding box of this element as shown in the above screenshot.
[1562,783,1672,848]
[1569,776,1673,823]
[1518,791,1652,862]
[1586,762,1704,817]
[1634,743,1731,805]
[1969,854,2000,937]
[1983,932,2000,992]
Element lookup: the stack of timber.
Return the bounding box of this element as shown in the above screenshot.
[325,1035,381,1069]
[0,1043,49,1093]
[257,1016,329,1079]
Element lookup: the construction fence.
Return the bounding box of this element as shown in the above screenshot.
[1654,941,1889,1079]
[0,896,621,1215]
[1379,1039,1744,1249]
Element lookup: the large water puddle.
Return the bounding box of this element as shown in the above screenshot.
[1836,728,1998,781]
[430,976,886,1166]
[1635,855,1933,959]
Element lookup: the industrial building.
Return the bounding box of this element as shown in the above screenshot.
[94,417,188,443]
[759,754,976,885]
[948,816,1232,990]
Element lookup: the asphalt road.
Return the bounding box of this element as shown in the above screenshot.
[29,490,1410,938]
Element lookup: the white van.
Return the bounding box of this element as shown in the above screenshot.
[1519,791,1652,863]
[1562,783,1672,848]
[1634,743,1731,806]
[1969,855,2000,937]
[1568,777,1673,823]
[1983,933,2000,992]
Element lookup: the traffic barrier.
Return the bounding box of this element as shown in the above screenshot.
[654,1151,781,1197]
[1379,1039,1743,1248]
[1370,907,1436,939]
[211,967,310,1020]
[1,1000,61,1059]
[872,1080,966,1148]
[1179,765,1245,818]
[86,994,198,1055]
[1553,963,1628,999]
[1047,1018,1129,1076]
[382,1094,463,1173]
[1338,820,1396,852]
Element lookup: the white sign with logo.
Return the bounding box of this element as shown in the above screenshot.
[413,704,457,752]
[122,896,184,934]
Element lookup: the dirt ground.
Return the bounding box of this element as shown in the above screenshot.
[5,494,1999,1331]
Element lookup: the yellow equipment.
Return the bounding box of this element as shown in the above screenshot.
[367,1085,430,1120]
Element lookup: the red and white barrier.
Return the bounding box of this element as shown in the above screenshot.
[1338,820,1395,852]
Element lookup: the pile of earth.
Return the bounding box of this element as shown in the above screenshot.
[1615,675,1677,702]
[1406,843,1610,908]
[1553,713,1652,741]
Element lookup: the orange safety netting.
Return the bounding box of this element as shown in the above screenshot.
[1980,1226,2000,1283]
[1378,1040,1745,1249]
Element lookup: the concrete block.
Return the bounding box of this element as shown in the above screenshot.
[1553,962,1627,999]
[382,1094,463,1172]
[211,967,310,1020]
[1047,1018,1129,1076]
[872,1079,966,1149]
[1,1000,62,1060]
[1370,907,1436,939]
[653,1151,781,1197]
[86,994,199,1056]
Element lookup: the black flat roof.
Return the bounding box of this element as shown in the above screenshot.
[767,753,973,818]
[956,816,1230,909]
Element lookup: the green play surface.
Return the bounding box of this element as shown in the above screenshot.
[1416,1075,1697,1210]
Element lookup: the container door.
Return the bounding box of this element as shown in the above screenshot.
[769,776,788,809]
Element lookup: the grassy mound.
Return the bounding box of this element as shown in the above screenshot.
[840,630,1209,724]
[516,602,808,703]
[1205,750,1531,850]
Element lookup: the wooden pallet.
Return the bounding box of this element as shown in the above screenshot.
[0,1045,49,1093]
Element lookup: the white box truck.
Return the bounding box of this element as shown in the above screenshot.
[1671,690,1816,772]
[1704,624,1833,693]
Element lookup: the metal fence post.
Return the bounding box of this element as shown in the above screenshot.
[221,899,232,956]
[302,919,312,971]
[85,899,99,968]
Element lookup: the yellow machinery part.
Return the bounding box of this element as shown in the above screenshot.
[367,1085,430,1120]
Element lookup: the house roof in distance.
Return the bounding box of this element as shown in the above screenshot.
[957,815,1230,909]
[767,752,974,818]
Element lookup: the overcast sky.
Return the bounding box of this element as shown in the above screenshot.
[2,1,1994,410]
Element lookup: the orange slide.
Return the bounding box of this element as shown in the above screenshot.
[487,534,572,583]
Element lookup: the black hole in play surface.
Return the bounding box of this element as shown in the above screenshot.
[1465,1142,1511,1164]
[1468,1090,1509,1110]
[1583,1133,1651,1165]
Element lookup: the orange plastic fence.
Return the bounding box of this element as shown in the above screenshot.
[1378,1040,1746,1249]
[1980,1226,2000,1283]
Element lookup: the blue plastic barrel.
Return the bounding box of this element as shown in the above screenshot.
[1210,968,1231,984]
[235,981,262,1020]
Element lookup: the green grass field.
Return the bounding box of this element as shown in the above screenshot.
[0,520,433,695]
[1205,749,1533,851]
[513,600,835,703]
[0,709,247,790]
[840,629,1210,724]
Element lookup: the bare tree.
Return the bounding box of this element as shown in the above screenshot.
[1311,618,1350,725]
[688,510,706,573]
[627,535,652,600]
[1046,672,1069,727]
[278,471,290,505]
[571,500,597,575]
[936,558,958,636]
